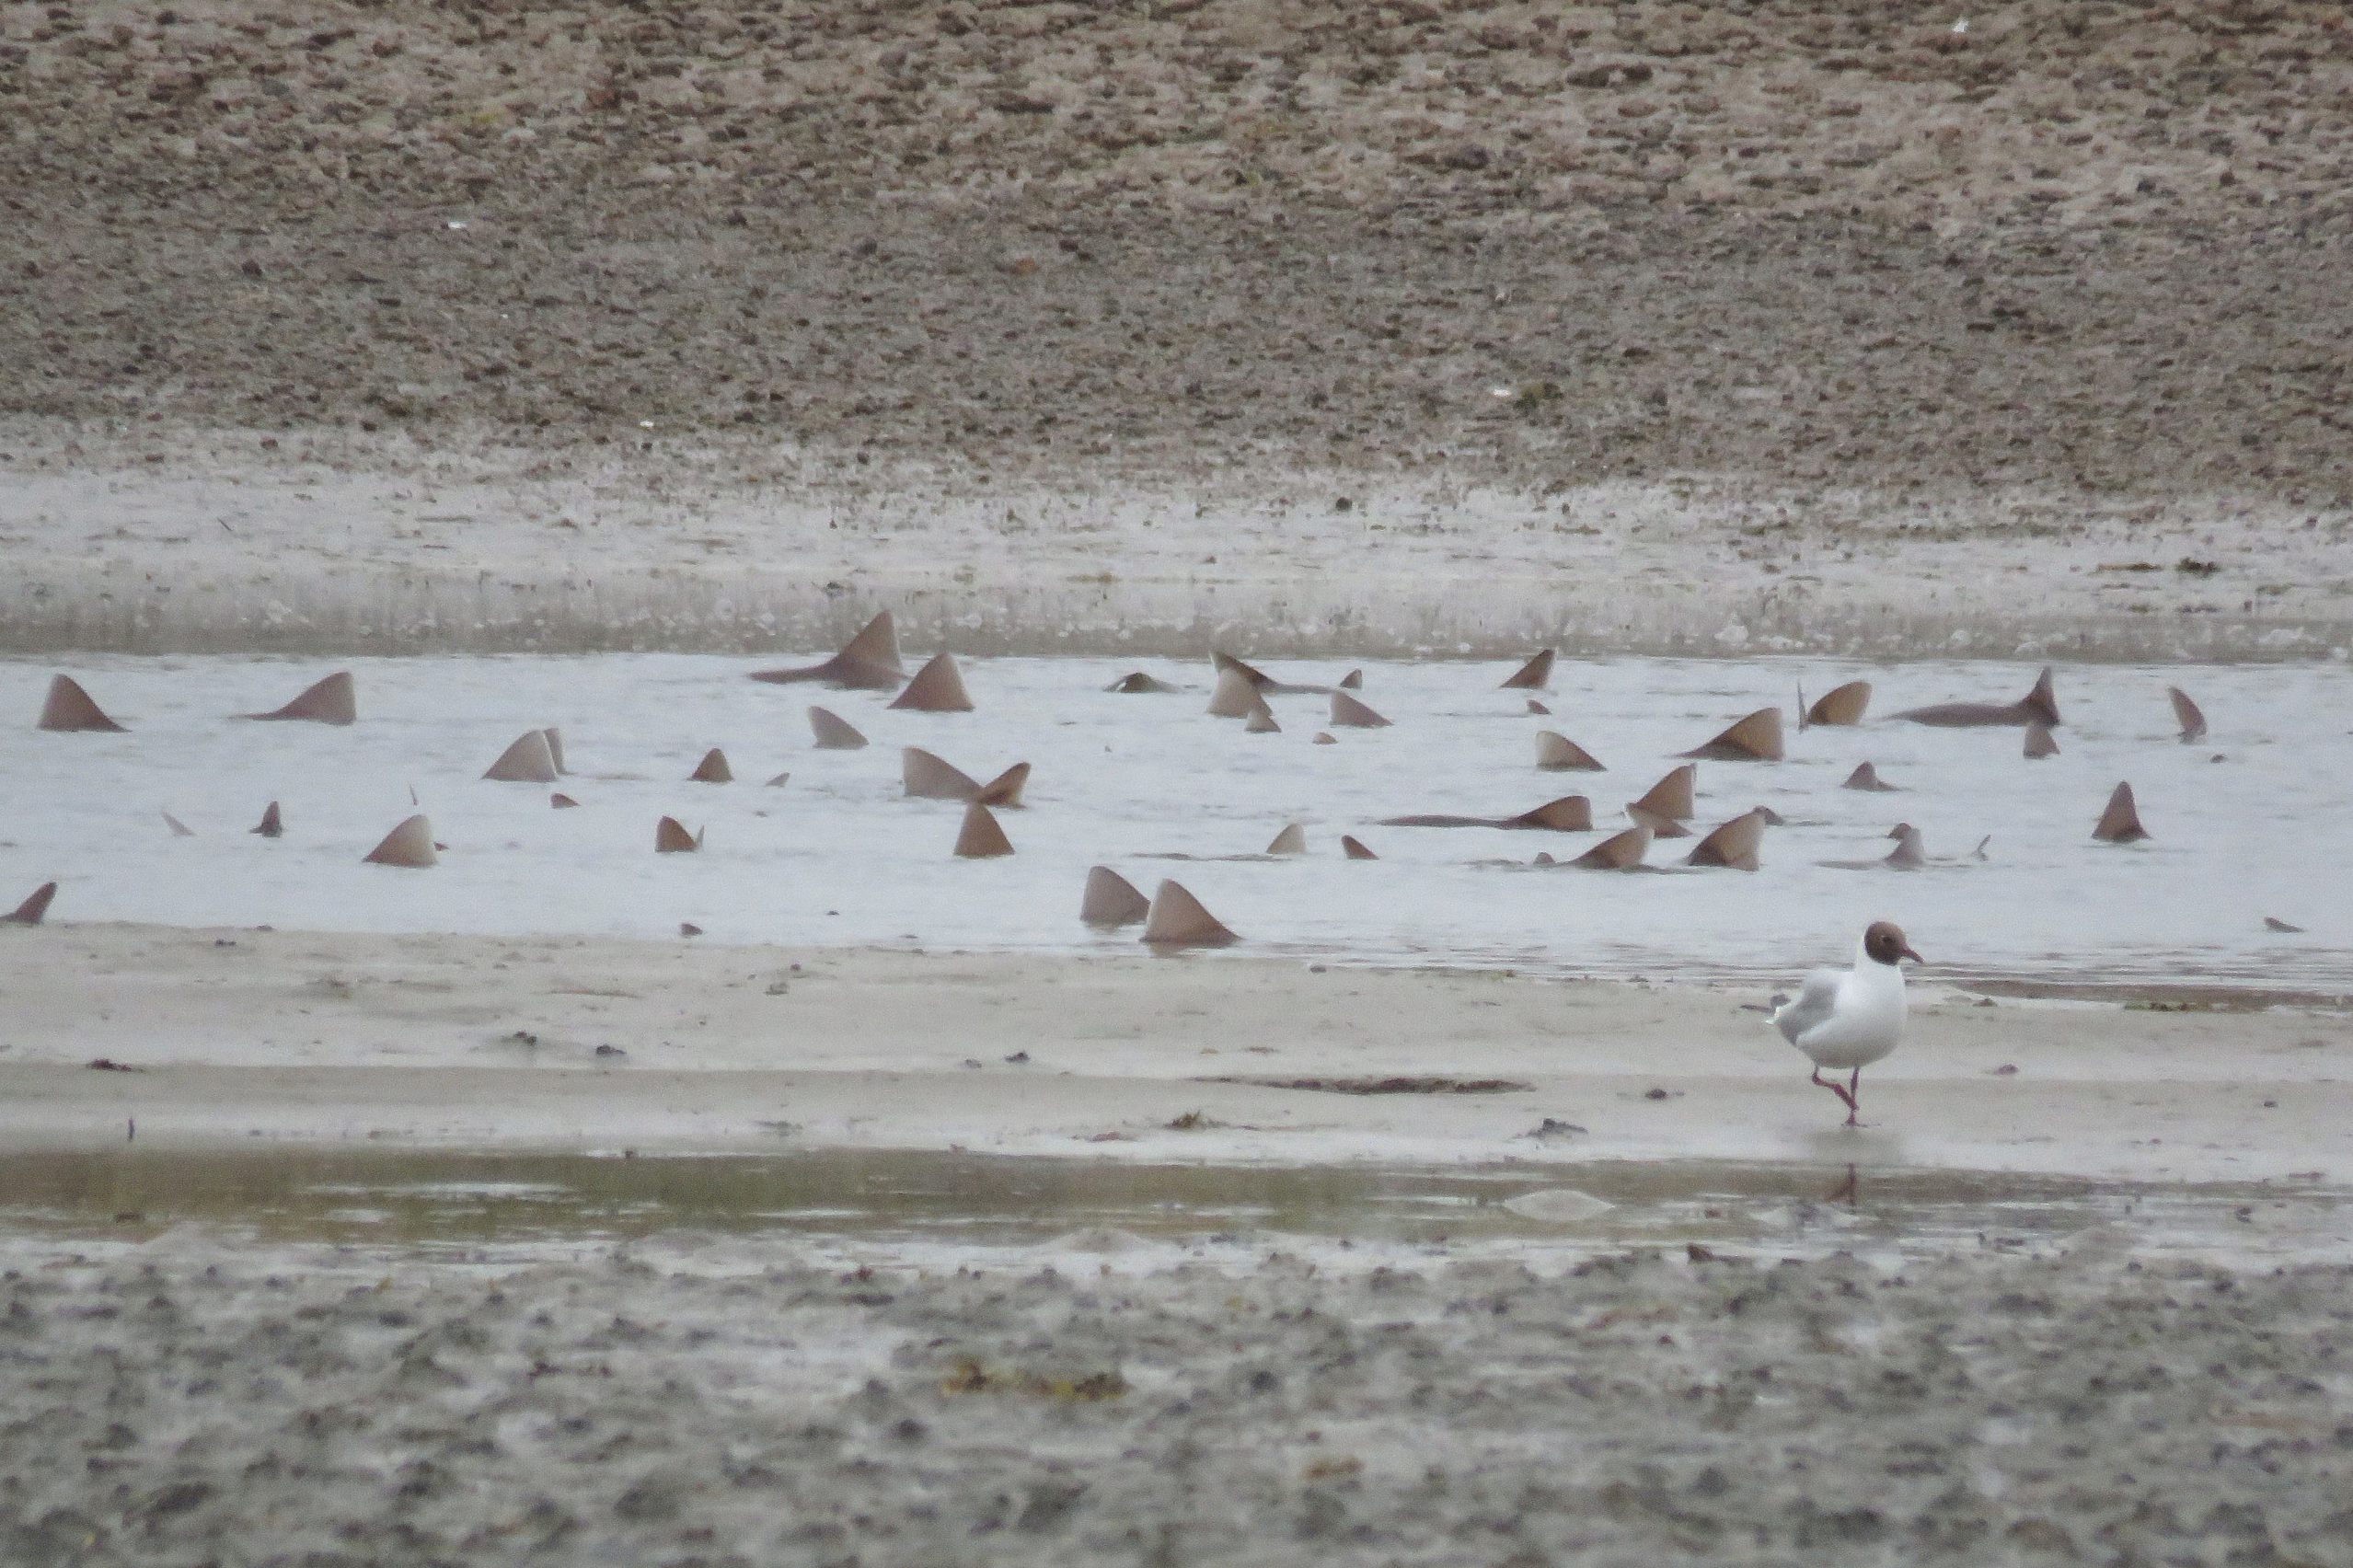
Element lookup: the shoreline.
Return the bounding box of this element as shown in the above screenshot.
[4,923,2347,1187]
[5,423,2348,662]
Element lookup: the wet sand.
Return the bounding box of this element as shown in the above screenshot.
[5,925,2348,1186]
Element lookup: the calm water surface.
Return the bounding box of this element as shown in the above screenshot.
[2,652,2346,991]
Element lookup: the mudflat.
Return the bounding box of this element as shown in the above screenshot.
[2,0,2347,656]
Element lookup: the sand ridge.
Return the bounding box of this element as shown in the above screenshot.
[3,924,2348,1184]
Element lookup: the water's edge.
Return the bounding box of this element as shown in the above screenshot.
[4,571,2345,663]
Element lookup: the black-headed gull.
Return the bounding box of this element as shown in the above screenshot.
[1771,920,1923,1126]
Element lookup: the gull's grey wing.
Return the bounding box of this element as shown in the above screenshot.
[1771,969,1843,1045]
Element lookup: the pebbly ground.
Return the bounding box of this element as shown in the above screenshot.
[4,1242,2351,1566]
[3,0,2348,507]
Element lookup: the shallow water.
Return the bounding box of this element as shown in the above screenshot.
[3,652,2347,991]
[5,1147,2347,1271]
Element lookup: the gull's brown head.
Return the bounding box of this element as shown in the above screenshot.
[1864,920,1923,966]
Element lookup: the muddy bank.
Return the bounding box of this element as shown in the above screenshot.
[4,433,2346,657]
[3,1240,2349,1566]
[2,2,2350,658]
[3,0,2349,504]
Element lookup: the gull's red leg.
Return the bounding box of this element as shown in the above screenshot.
[1810,1067,1858,1114]
[1847,1067,1863,1127]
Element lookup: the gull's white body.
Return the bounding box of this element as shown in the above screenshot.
[1773,932,1909,1071]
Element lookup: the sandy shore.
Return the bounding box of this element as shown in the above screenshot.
[4,923,2347,1187]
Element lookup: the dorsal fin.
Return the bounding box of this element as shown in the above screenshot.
[808,707,868,750]
[2022,667,2060,728]
[1329,691,1391,729]
[1842,763,1898,792]
[246,671,356,725]
[363,814,437,868]
[163,812,194,837]
[836,609,901,672]
[1081,866,1152,926]
[37,674,126,732]
[2168,686,2207,743]
[903,747,982,801]
[2093,781,2149,843]
[1679,708,1784,762]
[749,611,905,689]
[1526,699,1551,716]
[550,793,581,809]
[1499,650,1555,690]
[2024,721,2060,759]
[689,748,733,783]
[1265,824,1308,856]
[655,816,699,853]
[1141,880,1239,947]
[4,882,58,924]
[1884,823,1927,869]
[1244,702,1281,734]
[1572,824,1652,870]
[1630,764,1696,822]
[1211,651,1274,688]
[1339,669,1364,690]
[1311,732,1335,744]
[1341,835,1378,860]
[889,652,974,712]
[1208,667,1264,719]
[483,730,559,783]
[1685,810,1765,870]
[252,801,283,837]
[1804,681,1871,728]
[1535,732,1604,771]
[764,772,790,788]
[1106,671,1179,694]
[975,762,1031,808]
[953,801,1014,858]
[1505,796,1593,832]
